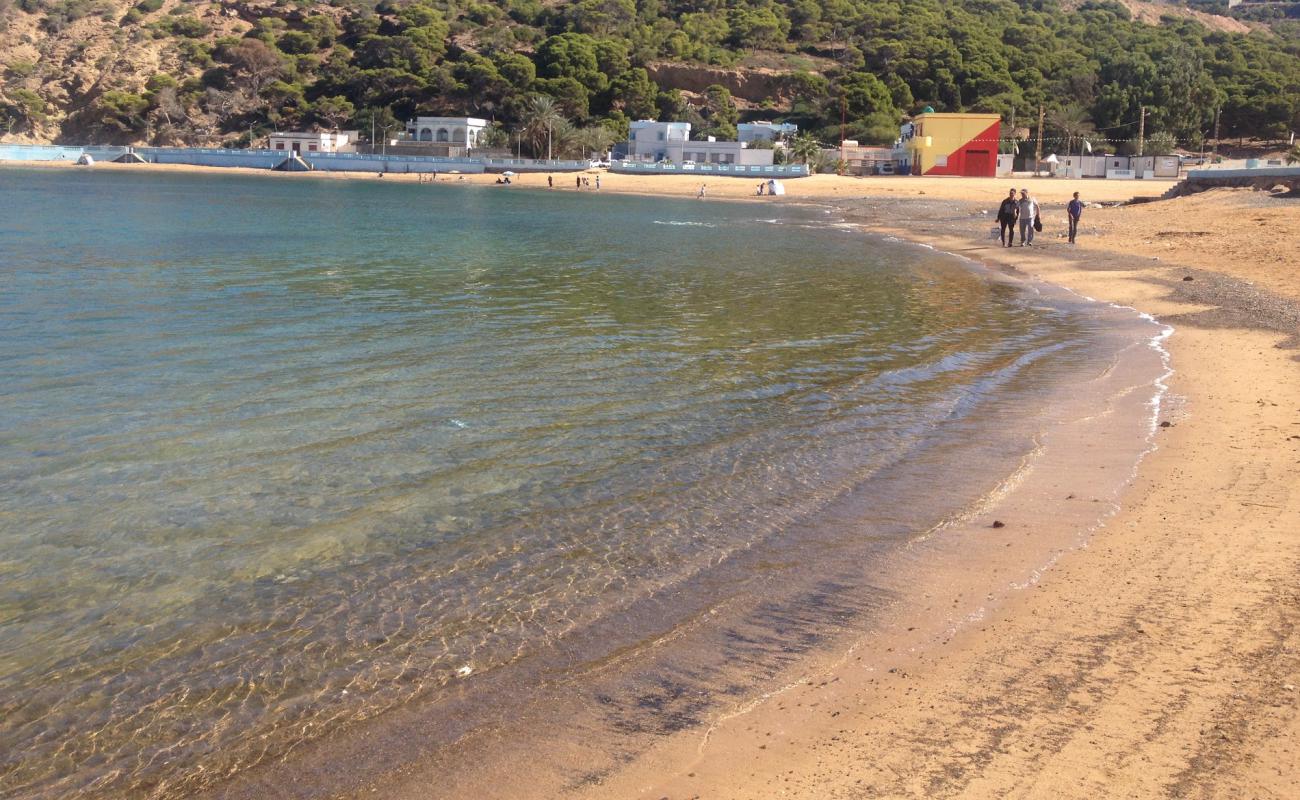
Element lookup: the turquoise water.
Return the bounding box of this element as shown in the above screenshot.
[2,169,1119,797]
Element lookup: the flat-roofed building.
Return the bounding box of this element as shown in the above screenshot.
[833,141,898,175]
[269,130,357,154]
[626,121,774,166]
[738,121,797,144]
[627,121,692,162]
[401,117,489,157]
[899,111,1001,177]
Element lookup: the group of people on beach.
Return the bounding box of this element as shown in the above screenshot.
[996,189,1085,247]
[546,174,600,190]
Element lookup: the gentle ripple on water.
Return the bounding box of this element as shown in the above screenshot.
[1,169,1106,798]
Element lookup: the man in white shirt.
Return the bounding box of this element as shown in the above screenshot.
[1017,189,1039,246]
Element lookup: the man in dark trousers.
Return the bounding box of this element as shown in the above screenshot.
[1067,191,1084,244]
[997,188,1019,247]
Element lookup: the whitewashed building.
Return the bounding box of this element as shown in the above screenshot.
[269,130,357,154]
[405,117,489,149]
[738,121,797,144]
[626,120,773,166]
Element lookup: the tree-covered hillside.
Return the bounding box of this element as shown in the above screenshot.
[1,0,1297,156]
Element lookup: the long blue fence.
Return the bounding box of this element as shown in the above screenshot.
[611,160,811,177]
[0,143,588,174]
[2,144,814,178]
[0,144,129,161]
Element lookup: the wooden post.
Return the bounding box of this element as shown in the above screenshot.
[1212,108,1221,161]
[1137,105,1146,157]
[1034,104,1044,176]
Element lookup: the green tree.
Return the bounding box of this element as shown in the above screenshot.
[522,94,566,159]
[1,88,48,132]
[312,95,355,130]
[787,131,822,164]
[536,33,608,96]
[697,84,738,139]
[608,67,658,120]
[1049,104,1096,157]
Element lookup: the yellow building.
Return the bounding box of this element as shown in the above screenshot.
[900,111,1001,177]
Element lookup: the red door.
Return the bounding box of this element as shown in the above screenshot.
[964,149,991,177]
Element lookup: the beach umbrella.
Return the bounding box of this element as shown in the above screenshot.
[1043,153,1059,164]
[501,170,517,177]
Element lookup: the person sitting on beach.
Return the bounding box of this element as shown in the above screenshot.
[1017,189,1039,246]
[576,175,582,189]
[997,189,1018,248]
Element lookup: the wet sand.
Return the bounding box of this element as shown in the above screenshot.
[562,190,1300,798]
[7,159,1295,797]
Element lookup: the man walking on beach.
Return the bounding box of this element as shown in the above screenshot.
[698,184,707,199]
[997,189,1018,247]
[1067,191,1083,244]
[1017,189,1038,246]
[547,175,553,189]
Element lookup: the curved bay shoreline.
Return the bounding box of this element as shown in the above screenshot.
[5,162,1296,798]
[567,182,1300,799]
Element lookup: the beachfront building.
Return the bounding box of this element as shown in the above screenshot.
[625,120,774,166]
[269,131,357,154]
[403,116,489,157]
[898,110,1001,177]
[738,121,798,144]
[833,141,899,175]
[626,121,692,162]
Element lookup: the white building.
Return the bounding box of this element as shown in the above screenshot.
[269,130,357,154]
[738,121,797,144]
[626,120,774,166]
[627,121,692,162]
[405,116,489,149]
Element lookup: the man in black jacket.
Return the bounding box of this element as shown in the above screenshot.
[997,189,1019,247]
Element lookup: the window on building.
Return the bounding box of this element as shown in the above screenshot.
[308,144,318,151]
[658,131,665,141]
[275,142,285,150]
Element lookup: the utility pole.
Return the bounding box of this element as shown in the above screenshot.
[1137,105,1146,157]
[840,96,847,169]
[1034,104,1044,176]
[547,123,552,161]
[1212,107,1221,161]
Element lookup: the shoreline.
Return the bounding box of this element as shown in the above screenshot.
[318,194,1199,800]
[6,162,1296,797]
[180,191,1172,800]
[563,186,1300,797]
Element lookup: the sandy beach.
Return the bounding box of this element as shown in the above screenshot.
[553,185,1300,799]
[5,160,1296,798]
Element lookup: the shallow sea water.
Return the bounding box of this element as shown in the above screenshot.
[0,168,1157,798]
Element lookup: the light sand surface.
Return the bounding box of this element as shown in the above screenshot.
[6,159,1294,798]
[3,158,1178,204]
[560,191,1300,799]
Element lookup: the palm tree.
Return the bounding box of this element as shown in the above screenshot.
[787,132,822,164]
[522,95,565,160]
[570,125,615,160]
[1049,104,1096,158]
